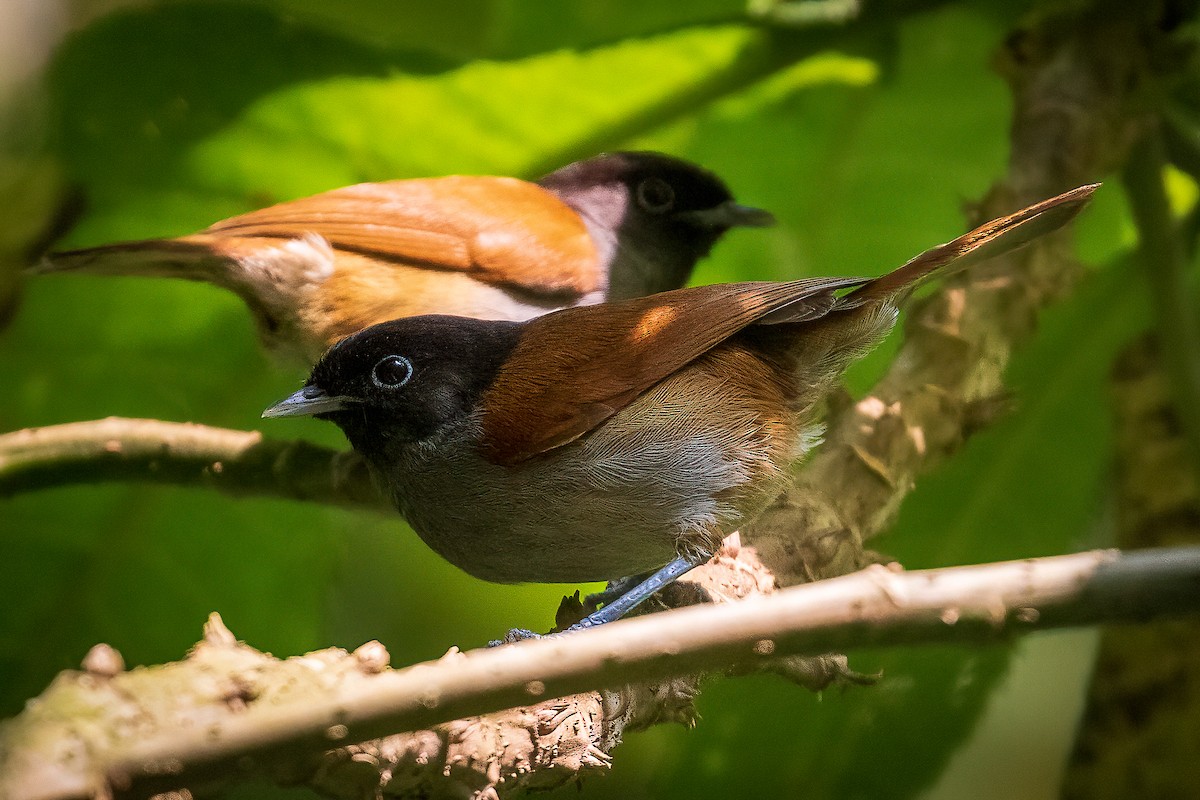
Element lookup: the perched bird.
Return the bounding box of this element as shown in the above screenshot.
[263,184,1098,630]
[36,152,773,364]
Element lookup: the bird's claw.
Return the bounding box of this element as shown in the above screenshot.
[488,627,544,647]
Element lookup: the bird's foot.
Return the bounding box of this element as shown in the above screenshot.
[582,573,645,612]
[488,627,544,647]
[490,554,708,644]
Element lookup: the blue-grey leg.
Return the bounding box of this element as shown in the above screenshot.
[490,554,708,645]
[568,554,705,630]
[583,572,651,611]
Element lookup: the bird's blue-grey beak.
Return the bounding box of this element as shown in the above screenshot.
[262,385,355,419]
[676,201,776,229]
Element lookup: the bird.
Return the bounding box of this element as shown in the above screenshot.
[35,152,774,365]
[261,183,1098,631]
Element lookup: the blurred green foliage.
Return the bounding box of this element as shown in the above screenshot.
[0,1,1159,798]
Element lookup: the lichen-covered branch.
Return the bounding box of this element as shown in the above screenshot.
[3,547,1198,800]
[0,417,386,512]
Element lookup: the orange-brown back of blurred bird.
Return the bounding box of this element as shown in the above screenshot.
[35,152,774,365]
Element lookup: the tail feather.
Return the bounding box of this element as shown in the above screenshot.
[848,183,1100,303]
[33,237,230,282]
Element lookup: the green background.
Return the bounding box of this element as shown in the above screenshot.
[0,1,1161,797]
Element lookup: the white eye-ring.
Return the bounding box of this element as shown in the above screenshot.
[372,355,413,388]
[636,177,675,213]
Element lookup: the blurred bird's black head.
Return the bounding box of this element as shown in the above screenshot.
[262,315,522,457]
[538,152,774,298]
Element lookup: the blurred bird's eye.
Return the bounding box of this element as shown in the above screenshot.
[636,177,675,213]
[372,355,413,388]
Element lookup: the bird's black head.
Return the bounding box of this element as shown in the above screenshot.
[262,315,522,458]
[537,151,774,299]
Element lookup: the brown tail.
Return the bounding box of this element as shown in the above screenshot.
[32,237,229,282]
[847,183,1100,303]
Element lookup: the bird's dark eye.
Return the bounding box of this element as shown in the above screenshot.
[371,355,413,389]
[636,177,675,213]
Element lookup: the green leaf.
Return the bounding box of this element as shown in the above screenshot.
[256,0,751,58]
[51,7,803,247]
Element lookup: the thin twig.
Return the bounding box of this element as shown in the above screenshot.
[0,417,386,512]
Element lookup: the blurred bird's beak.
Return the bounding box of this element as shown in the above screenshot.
[262,385,355,418]
[677,201,776,229]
